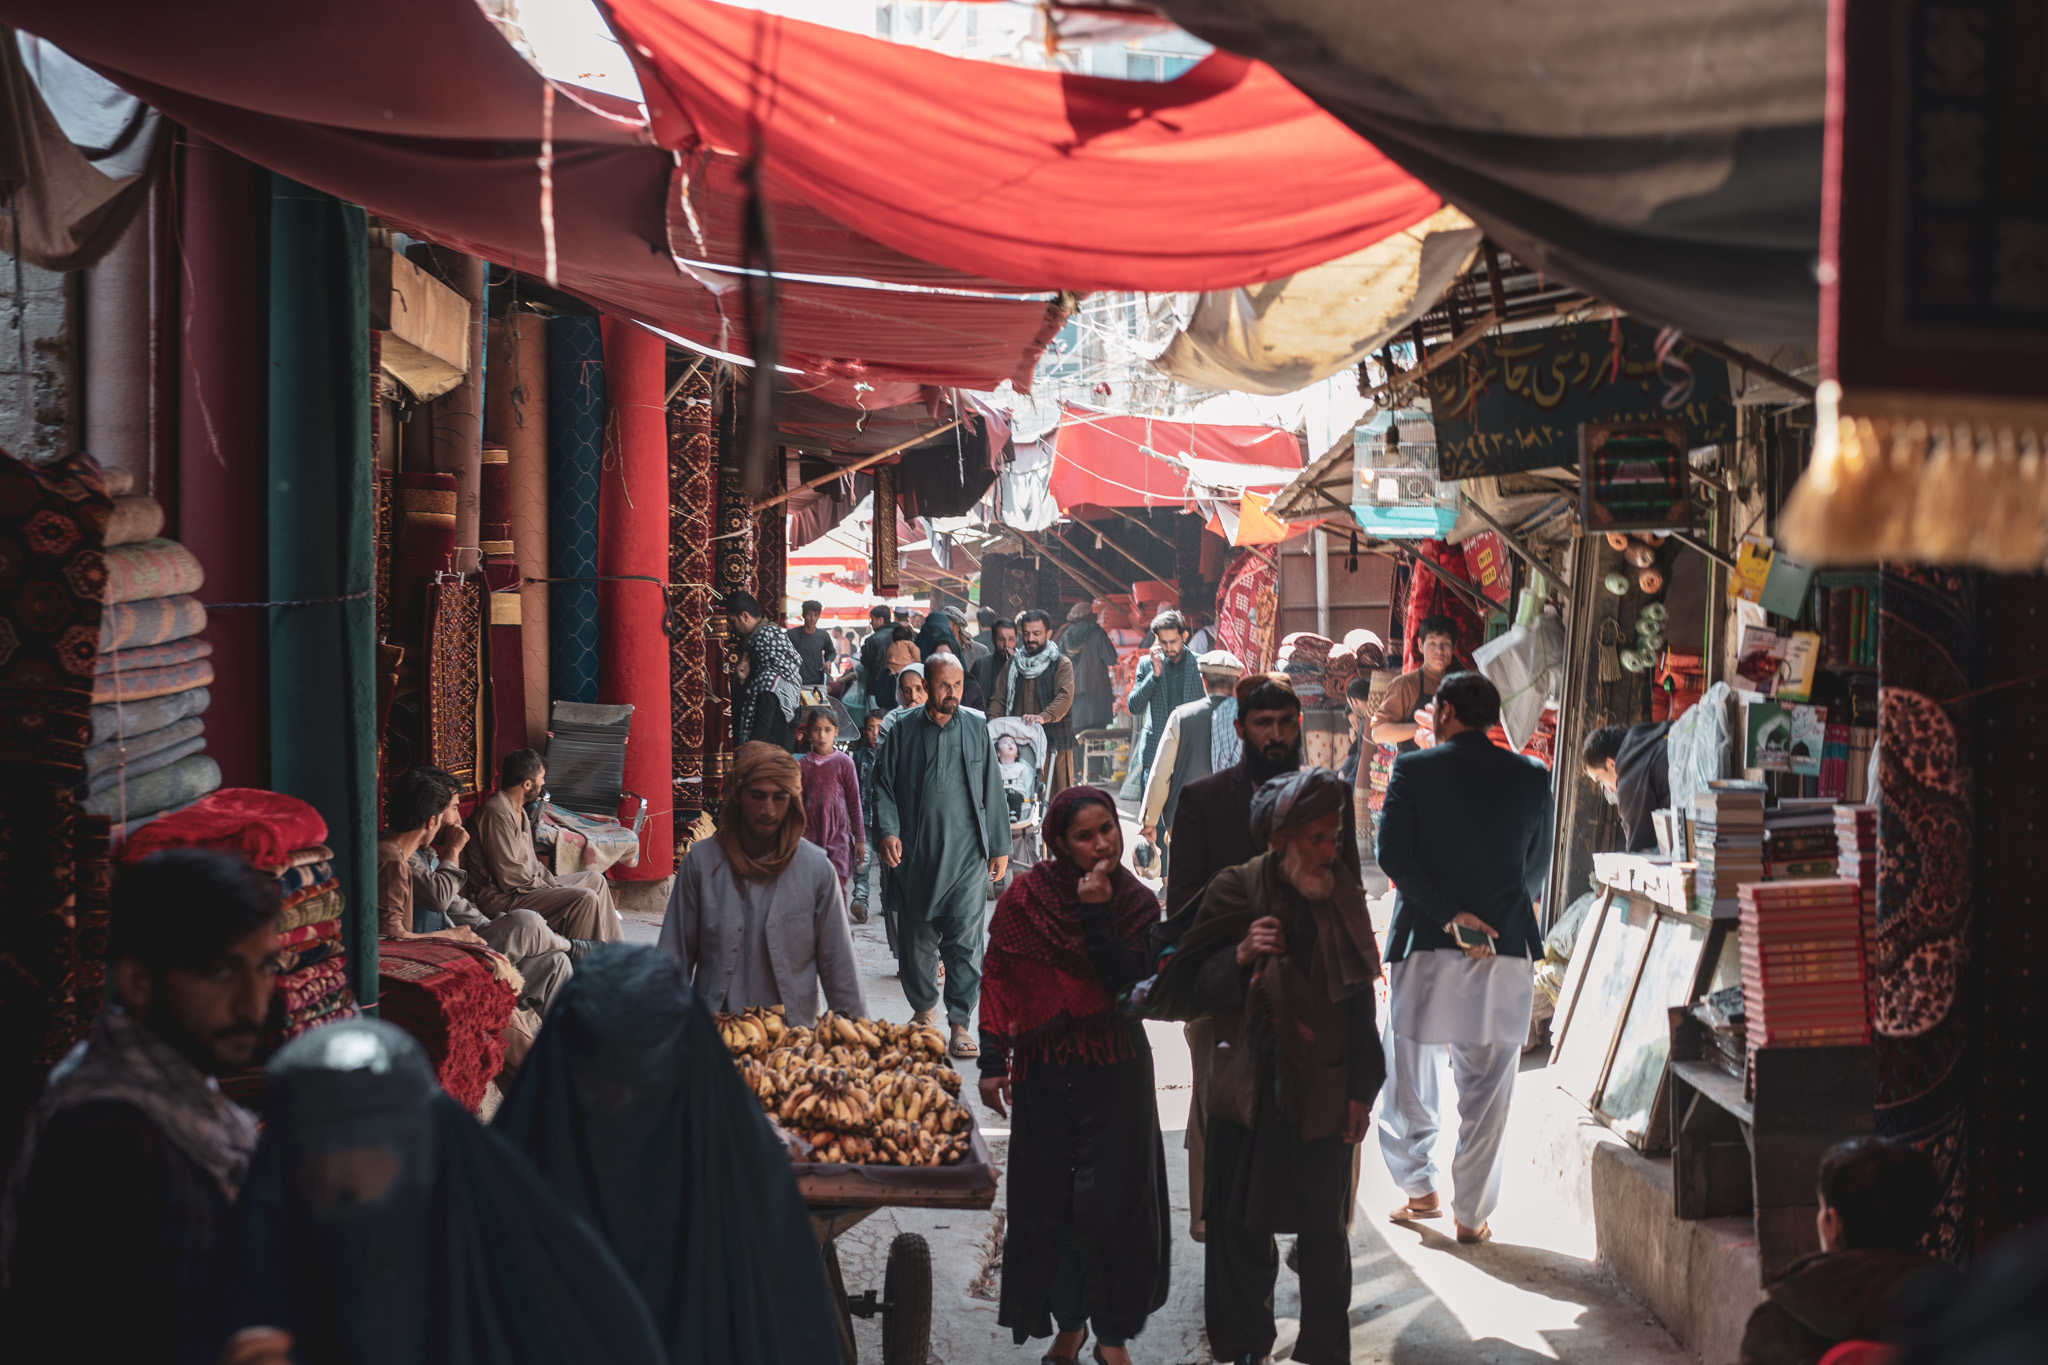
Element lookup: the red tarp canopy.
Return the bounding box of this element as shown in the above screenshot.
[1049,405,1303,510]
[608,0,1442,292]
[3,0,1065,390]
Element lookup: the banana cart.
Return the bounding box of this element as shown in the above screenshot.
[795,1119,999,1365]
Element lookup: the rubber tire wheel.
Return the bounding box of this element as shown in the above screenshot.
[822,1238,859,1365]
[881,1232,933,1365]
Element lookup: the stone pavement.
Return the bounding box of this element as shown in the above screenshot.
[618,828,1692,1365]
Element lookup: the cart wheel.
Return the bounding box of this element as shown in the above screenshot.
[822,1237,860,1365]
[881,1232,932,1365]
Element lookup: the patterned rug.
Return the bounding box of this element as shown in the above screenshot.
[0,449,112,775]
[547,313,606,706]
[668,370,716,842]
[98,593,206,652]
[0,783,111,1067]
[422,577,486,793]
[376,938,517,1110]
[101,537,204,605]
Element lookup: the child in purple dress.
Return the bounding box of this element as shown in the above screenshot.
[797,706,865,920]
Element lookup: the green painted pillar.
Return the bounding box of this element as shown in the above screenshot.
[265,176,378,1009]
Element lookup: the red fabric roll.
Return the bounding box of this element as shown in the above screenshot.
[175,135,268,789]
[482,549,526,779]
[596,318,672,880]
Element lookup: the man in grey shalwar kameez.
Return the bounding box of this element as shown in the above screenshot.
[875,655,1011,1058]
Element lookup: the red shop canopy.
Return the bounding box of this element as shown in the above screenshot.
[5,0,1065,391]
[607,0,1442,293]
[1049,405,1303,510]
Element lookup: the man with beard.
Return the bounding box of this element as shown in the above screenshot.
[1376,672,1552,1246]
[1059,600,1121,739]
[990,608,1077,793]
[875,654,1012,1058]
[1126,609,1201,795]
[1183,769,1383,1365]
[1140,649,1245,873]
[970,617,1015,707]
[1,850,278,1365]
[1164,675,1364,1241]
[729,592,804,749]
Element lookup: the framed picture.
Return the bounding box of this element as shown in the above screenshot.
[1579,421,1693,532]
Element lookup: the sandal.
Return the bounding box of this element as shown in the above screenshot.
[949,1024,979,1059]
[1041,1328,1087,1365]
[1456,1221,1492,1245]
[1389,1198,1443,1222]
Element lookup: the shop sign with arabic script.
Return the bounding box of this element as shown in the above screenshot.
[1425,317,1734,480]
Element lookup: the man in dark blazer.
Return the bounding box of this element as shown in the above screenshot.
[1374,671,1553,1246]
[1164,674,1365,1241]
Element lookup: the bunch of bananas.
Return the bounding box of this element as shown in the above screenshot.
[713,1007,974,1166]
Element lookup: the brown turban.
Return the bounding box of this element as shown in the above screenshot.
[715,742,806,888]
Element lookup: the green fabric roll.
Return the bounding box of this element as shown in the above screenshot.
[266,176,378,1010]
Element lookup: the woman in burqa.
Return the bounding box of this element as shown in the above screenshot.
[494,944,844,1365]
[978,786,1170,1365]
[219,1019,665,1365]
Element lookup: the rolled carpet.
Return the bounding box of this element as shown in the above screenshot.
[376,938,517,1110]
[98,594,207,652]
[277,885,344,933]
[95,636,214,675]
[276,957,349,1013]
[82,754,221,820]
[274,859,334,898]
[90,659,215,704]
[102,538,205,604]
[83,716,206,785]
[275,936,342,975]
[282,989,358,1040]
[279,877,337,915]
[105,494,166,547]
[89,686,209,746]
[85,734,207,797]
[273,918,341,952]
[271,843,335,873]
[545,312,604,706]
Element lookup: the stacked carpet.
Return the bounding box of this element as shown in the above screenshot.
[376,938,518,1110]
[87,519,220,824]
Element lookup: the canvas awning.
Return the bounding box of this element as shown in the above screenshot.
[1048,405,1303,511]
[606,0,1444,293]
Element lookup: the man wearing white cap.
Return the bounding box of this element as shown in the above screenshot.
[1141,648,1246,877]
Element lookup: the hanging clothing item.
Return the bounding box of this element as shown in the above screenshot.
[495,946,845,1365]
[223,1018,667,1365]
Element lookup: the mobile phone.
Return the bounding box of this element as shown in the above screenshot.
[1453,923,1491,949]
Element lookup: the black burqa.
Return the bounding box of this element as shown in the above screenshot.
[224,1018,666,1365]
[494,945,844,1365]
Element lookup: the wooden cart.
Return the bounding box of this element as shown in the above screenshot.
[796,1125,999,1365]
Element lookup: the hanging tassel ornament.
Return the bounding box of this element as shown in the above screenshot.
[1598,617,1624,684]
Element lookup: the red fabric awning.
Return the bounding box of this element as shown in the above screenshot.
[3,0,1065,391]
[607,0,1442,292]
[1049,406,1303,510]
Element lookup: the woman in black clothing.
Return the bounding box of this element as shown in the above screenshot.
[979,786,1170,1365]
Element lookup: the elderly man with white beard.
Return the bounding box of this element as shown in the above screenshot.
[1180,768,1384,1365]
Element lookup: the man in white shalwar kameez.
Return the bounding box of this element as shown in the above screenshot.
[1373,671,1553,1244]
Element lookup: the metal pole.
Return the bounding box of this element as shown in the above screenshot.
[1314,529,1331,637]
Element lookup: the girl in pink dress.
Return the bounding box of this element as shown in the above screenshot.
[797,706,866,918]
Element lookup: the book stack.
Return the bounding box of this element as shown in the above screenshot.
[1691,784,1765,917]
[1834,803,1879,978]
[1739,878,1870,1083]
[1763,800,1841,881]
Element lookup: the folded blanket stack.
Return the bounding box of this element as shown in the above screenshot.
[85,518,220,824]
[377,939,518,1110]
[115,792,358,1048]
[1275,631,1335,707]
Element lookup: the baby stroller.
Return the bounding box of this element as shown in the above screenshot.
[987,715,1048,893]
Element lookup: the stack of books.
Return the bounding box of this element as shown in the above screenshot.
[1834,803,1879,976]
[1763,800,1841,880]
[1739,878,1870,1081]
[1691,784,1765,917]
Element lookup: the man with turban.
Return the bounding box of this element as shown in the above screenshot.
[875,653,1011,1058]
[1376,671,1552,1247]
[659,742,866,1027]
[1176,766,1382,1365]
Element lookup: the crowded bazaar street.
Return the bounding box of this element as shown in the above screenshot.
[0,2,2044,1364]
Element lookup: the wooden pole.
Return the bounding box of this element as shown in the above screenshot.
[752,417,963,512]
[1363,311,1500,405]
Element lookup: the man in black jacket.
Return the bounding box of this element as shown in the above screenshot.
[1165,675,1364,1240]
[1581,721,1672,854]
[1375,671,1553,1245]
[858,603,894,711]
[1,850,279,1365]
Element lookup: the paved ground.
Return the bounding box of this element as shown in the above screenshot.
[618,815,1690,1365]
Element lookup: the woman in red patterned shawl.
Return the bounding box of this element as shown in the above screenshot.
[978,786,1170,1365]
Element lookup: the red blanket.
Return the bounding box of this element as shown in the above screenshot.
[117,787,328,867]
[376,939,516,1110]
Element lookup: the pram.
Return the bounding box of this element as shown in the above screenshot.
[987,714,1048,885]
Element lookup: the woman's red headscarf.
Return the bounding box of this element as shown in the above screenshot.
[980,786,1161,1080]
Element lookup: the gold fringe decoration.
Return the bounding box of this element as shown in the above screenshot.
[1782,388,2048,569]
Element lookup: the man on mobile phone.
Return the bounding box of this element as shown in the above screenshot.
[1374,671,1552,1246]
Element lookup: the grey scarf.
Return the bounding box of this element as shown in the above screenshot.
[1005,638,1064,717]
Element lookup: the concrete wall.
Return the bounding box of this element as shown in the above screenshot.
[0,256,76,465]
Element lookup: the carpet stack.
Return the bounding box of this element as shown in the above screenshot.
[376,938,518,1110]
[85,478,222,829]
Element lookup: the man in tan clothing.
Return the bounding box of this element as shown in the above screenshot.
[988,608,1077,793]
[468,749,623,942]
